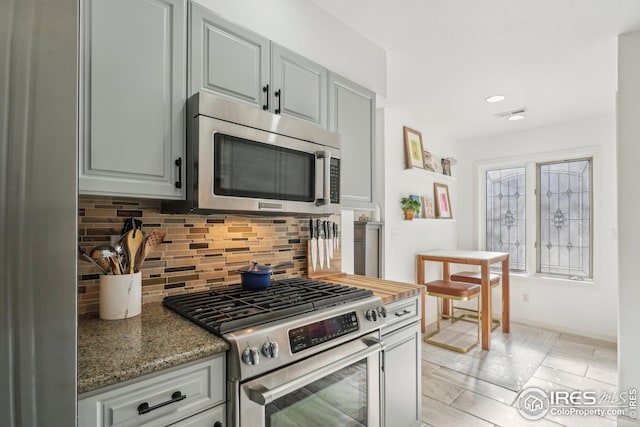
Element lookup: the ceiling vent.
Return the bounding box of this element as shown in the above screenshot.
[495,108,528,119]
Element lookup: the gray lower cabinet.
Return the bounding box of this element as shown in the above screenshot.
[79,0,186,200]
[381,296,422,427]
[329,73,376,209]
[78,354,225,427]
[354,222,382,278]
[189,7,327,128]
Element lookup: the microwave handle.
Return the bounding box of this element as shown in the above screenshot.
[315,151,331,206]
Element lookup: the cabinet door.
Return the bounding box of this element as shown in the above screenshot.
[80,0,186,199]
[271,44,327,127]
[382,322,422,427]
[189,2,269,109]
[328,73,376,209]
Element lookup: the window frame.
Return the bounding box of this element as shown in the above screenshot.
[535,157,593,279]
[475,148,597,283]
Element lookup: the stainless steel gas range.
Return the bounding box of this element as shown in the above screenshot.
[163,277,388,427]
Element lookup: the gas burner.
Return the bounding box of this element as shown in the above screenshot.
[163,278,373,334]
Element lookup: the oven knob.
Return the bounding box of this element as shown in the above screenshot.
[242,347,260,365]
[262,341,279,358]
[366,309,378,322]
[377,306,387,318]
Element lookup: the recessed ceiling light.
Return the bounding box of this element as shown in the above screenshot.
[485,95,506,103]
[508,114,526,121]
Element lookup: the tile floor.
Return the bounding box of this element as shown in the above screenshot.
[421,322,619,427]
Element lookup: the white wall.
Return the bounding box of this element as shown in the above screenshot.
[380,108,459,321]
[456,116,618,342]
[193,0,386,96]
[617,30,640,425]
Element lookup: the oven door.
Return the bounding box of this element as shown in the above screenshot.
[238,333,382,427]
[195,115,341,215]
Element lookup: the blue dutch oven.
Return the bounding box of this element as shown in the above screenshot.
[237,261,294,290]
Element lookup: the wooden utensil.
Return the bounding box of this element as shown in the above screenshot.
[142,229,166,260]
[124,229,144,274]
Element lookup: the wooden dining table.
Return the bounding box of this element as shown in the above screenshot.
[416,250,510,350]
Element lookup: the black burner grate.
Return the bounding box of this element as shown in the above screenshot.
[163,278,373,334]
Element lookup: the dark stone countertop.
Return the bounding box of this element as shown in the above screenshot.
[78,302,228,394]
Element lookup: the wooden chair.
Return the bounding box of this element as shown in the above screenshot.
[423,280,481,353]
[450,271,501,331]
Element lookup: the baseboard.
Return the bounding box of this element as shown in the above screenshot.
[510,315,617,344]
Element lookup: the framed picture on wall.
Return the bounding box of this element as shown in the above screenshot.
[434,183,452,219]
[421,195,435,218]
[403,126,425,169]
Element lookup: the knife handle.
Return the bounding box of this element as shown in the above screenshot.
[309,219,314,239]
[317,219,322,238]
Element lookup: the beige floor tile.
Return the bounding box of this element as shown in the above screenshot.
[541,353,589,376]
[532,366,617,396]
[431,366,518,405]
[593,347,617,363]
[557,332,616,349]
[586,365,617,386]
[551,339,596,358]
[451,390,563,427]
[422,360,441,375]
[422,395,494,427]
[422,371,465,405]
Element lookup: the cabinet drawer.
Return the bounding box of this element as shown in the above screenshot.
[383,296,421,333]
[167,405,225,427]
[78,355,224,427]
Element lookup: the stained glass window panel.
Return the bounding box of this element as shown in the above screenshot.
[538,159,592,278]
[486,167,526,271]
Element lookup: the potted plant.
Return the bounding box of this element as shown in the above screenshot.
[400,197,421,220]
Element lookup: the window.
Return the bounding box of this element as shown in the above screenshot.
[537,159,592,278]
[486,167,526,271]
[483,157,593,279]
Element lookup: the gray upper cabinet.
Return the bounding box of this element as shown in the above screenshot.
[189,8,327,128]
[79,0,186,199]
[189,2,269,109]
[329,73,376,208]
[271,44,327,127]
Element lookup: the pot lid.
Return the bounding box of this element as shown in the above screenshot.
[237,261,272,273]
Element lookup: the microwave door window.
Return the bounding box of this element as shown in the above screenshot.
[214,134,314,202]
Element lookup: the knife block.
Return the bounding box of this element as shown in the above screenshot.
[306,240,342,279]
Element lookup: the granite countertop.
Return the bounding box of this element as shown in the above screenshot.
[323,273,423,304]
[78,302,228,395]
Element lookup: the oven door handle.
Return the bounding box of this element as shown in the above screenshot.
[247,337,383,406]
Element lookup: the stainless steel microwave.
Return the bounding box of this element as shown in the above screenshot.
[163,93,341,216]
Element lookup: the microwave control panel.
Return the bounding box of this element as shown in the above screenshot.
[330,158,340,204]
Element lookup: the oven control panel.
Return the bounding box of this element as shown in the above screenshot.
[289,311,359,354]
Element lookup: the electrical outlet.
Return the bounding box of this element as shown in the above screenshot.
[522,293,529,303]
[391,228,399,240]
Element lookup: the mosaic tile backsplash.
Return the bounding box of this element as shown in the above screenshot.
[78,196,330,315]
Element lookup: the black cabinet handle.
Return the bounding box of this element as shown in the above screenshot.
[214,422,223,427]
[174,157,182,189]
[263,84,269,111]
[275,89,281,114]
[137,391,186,415]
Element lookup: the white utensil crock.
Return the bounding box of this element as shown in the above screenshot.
[99,272,141,320]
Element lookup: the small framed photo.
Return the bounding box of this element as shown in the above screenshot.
[421,195,435,219]
[434,183,452,219]
[441,158,451,176]
[423,151,435,172]
[403,126,425,169]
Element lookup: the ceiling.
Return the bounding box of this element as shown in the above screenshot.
[311,0,640,141]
